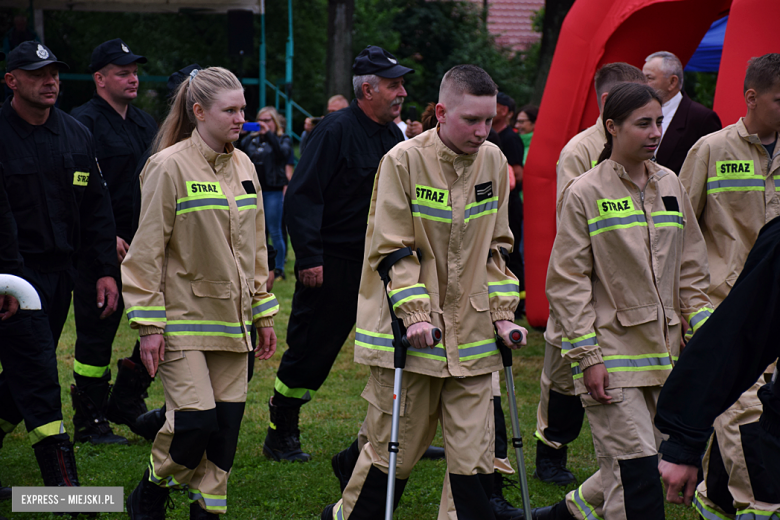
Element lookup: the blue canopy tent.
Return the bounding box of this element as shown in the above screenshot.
[685,15,727,72]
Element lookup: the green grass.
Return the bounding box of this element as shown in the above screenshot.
[0,254,699,519]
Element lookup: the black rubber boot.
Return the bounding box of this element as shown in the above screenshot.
[533,441,575,486]
[71,383,128,445]
[531,500,575,520]
[189,501,218,519]
[262,398,311,462]
[421,445,446,460]
[0,479,10,500]
[127,468,172,520]
[134,405,167,441]
[33,439,80,487]
[331,439,360,492]
[321,503,335,520]
[106,358,152,434]
[491,471,526,520]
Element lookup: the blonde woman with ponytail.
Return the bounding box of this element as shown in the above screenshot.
[121,67,279,520]
[537,83,713,520]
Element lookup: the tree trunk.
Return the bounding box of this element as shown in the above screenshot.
[532,0,575,104]
[326,0,354,106]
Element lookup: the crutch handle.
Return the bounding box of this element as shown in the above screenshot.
[496,329,524,368]
[400,327,442,349]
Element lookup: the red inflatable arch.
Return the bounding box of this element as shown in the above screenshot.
[523,0,733,327]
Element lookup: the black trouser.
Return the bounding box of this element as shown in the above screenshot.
[73,264,125,381]
[274,255,362,406]
[507,187,524,313]
[0,267,73,446]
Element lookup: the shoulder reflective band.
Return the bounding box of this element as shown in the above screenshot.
[561,333,598,352]
[458,338,498,361]
[388,283,430,310]
[74,360,109,378]
[651,210,684,228]
[176,195,230,215]
[572,485,604,520]
[687,307,713,334]
[73,171,89,186]
[148,455,181,488]
[694,491,730,520]
[274,377,315,401]
[415,184,449,207]
[587,211,647,236]
[465,196,498,223]
[188,490,227,512]
[253,295,279,318]
[29,420,65,445]
[186,181,223,197]
[412,199,453,222]
[164,320,246,338]
[488,279,520,298]
[355,328,447,360]
[235,194,258,211]
[126,306,167,325]
[571,353,672,380]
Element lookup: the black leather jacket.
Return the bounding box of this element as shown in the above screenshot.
[240,131,292,191]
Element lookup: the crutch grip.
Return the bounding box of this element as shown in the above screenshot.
[496,329,524,368]
[400,327,442,350]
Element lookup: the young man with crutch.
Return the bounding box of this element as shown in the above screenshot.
[321,64,527,520]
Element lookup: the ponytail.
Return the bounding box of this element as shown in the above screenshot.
[152,66,243,154]
[597,131,613,165]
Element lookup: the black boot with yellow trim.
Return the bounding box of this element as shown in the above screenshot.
[262,397,311,462]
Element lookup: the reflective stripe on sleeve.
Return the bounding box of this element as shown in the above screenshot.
[388,283,429,310]
[464,197,498,222]
[587,212,647,236]
[74,360,110,378]
[29,420,65,445]
[164,320,246,338]
[411,200,453,222]
[651,211,684,228]
[561,333,598,352]
[688,307,713,334]
[571,353,673,380]
[235,194,258,211]
[706,177,765,194]
[126,306,167,324]
[253,295,279,318]
[488,279,520,298]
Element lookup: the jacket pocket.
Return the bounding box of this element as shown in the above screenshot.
[616,304,657,328]
[361,367,406,416]
[191,280,231,299]
[664,308,680,326]
[580,387,625,407]
[469,291,490,312]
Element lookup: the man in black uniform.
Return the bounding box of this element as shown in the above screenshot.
[262,46,411,462]
[0,41,118,486]
[69,38,157,445]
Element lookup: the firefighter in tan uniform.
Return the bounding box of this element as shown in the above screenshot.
[533,83,713,520]
[536,63,647,486]
[321,65,525,520]
[678,53,780,520]
[121,67,279,520]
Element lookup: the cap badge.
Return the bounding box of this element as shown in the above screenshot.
[388,57,397,64]
[121,43,129,53]
[36,44,49,60]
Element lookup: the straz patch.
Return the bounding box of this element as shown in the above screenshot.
[415,184,448,207]
[716,160,755,176]
[597,197,634,216]
[73,171,89,186]
[186,181,223,197]
[475,181,494,202]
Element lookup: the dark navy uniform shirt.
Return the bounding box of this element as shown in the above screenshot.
[0,100,117,278]
[72,94,157,242]
[0,166,22,276]
[285,100,404,269]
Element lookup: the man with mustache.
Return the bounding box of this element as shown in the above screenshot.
[262,45,412,462]
[69,38,158,446]
[0,41,118,490]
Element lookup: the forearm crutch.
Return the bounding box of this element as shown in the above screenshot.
[496,328,532,519]
[377,248,441,520]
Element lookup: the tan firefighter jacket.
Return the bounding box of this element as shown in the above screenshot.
[680,118,780,307]
[121,129,278,352]
[354,128,519,378]
[546,159,713,394]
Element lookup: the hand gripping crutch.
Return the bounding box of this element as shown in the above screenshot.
[496,328,532,519]
[377,247,442,520]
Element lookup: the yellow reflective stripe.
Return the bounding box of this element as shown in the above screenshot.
[561,333,598,352]
[252,295,279,318]
[235,194,258,211]
[464,197,498,222]
[148,454,182,488]
[458,338,499,360]
[274,377,315,400]
[175,194,230,214]
[73,360,109,378]
[29,420,65,445]
[736,509,780,520]
[488,279,520,298]
[572,484,603,520]
[388,283,429,310]
[694,490,731,520]
[706,175,764,194]
[774,175,780,191]
[651,210,684,228]
[126,305,167,324]
[164,320,247,338]
[411,199,453,222]
[587,211,647,236]
[688,307,714,333]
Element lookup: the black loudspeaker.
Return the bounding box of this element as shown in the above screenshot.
[228,10,254,57]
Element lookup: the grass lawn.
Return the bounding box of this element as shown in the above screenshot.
[0,253,699,519]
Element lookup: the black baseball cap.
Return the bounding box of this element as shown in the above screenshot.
[497,92,515,109]
[353,46,414,78]
[167,64,202,98]
[6,41,69,72]
[90,39,147,72]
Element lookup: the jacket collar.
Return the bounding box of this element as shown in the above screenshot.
[607,158,668,184]
[2,98,60,139]
[351,99,394,137]
[191,128,234,170]
[736,117,766,146]
[433,125,479,165]
[594,115,605,139]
